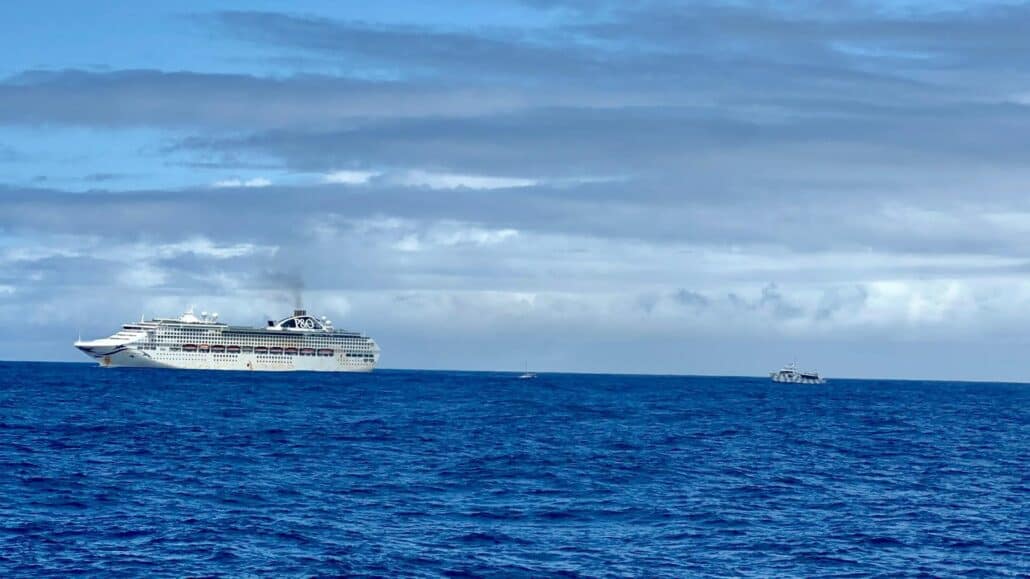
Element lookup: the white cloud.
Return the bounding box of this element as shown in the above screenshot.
[16,237,280,292]
[323,216,519,252]
[324,169,379,184]
[384,221,519,252]
[118,263,168,288]
[120,237,278,261]
[322,168,542,190]
[0,244,82,263]
[393,169,536,190]
[212,177,272,188]
[428,224,518,247]
[1,235,277,266]
[392,234,422,252]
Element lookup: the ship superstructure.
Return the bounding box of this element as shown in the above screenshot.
[74,308,379,372]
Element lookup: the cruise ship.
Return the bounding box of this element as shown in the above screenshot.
[74,307,380,372]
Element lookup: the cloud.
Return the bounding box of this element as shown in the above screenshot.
[212,177,272,188]
[83,172,128,182]
[11,3,1029,135]
[9,180,1030,271]
[671,289,709,309]
[393,222,519,252]
[207,10,611,81]
[392,169,536,190]
[0,142,22,162]
[315,215,519,253]
[129,237,278,260]
[119,262,168,289]
[0,69,533,129]
[323,169,379,184]
[322,168,536,189]
[176,97,1030,194]
[209,5,1030,89]
[0,233,277,279]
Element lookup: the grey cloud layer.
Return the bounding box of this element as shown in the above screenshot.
[7,181,1030,267]
[10,3,1030,128]
[0,70,531,128]
[2,3,1028,182]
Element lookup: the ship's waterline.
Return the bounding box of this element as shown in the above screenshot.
[74,307,379,372]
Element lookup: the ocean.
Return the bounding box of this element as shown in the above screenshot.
[0,361,1027,576]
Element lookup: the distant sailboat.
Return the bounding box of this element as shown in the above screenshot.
[518,361,537,380]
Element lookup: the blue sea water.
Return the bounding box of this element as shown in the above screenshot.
[0,362,1027,577]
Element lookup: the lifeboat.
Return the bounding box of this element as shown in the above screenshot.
[227,345,241,354]
[254,346,268,354]
[198,344,210,352]
[285,347,298,355]
[269,347,283,355]
[300,348,315,356]
[317,348,334,356]
[211,345,225,353]
[182,344,198,352]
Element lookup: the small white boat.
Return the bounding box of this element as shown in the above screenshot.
[517,361,537,380]
[770,362,826,384]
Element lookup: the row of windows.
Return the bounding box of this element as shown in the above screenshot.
[136,344,375,358]
[147,335,368,344]
[143,335,372,347]
[150,354,374,365]
[138,344,372,354]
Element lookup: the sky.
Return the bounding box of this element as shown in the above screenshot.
[4,1,1030,380]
